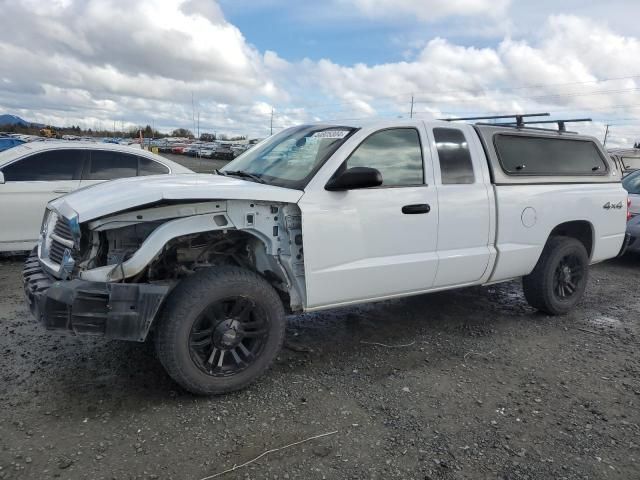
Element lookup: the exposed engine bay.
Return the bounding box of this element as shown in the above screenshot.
[54,200,307,312]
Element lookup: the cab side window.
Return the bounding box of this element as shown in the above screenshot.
[1,150,84,181]
[345,128,423,187]
[434,128,475,184]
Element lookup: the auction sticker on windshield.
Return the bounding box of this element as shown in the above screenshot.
[312,130,350,139]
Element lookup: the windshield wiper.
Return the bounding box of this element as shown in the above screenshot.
[221,170,266,184]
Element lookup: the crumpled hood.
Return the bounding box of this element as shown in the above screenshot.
[49,174,304,222]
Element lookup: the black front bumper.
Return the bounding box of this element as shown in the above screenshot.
[23,251,169,342]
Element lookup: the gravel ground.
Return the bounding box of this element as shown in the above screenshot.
[1,252,639,480]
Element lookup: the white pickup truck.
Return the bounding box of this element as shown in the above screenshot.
[24,117,628,395]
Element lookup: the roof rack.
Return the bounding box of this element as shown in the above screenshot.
[491,118,592,133]
[439,112,550,127]
[439,113,592,133]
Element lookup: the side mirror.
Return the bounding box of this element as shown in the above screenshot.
[0,171,4,184]
[325,167,382,191]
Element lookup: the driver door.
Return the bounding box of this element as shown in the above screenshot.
[298,126,439,309]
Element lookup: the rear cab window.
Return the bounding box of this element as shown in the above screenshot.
[494,135,608,176]
[433,128,475,184]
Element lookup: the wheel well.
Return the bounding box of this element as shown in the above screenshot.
[549,221,594,258]
[147,229,292,300]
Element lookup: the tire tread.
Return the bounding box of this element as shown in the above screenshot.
[522,236,588,316]
[154,266,285,395]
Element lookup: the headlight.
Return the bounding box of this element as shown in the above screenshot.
[41,208,52,234]
[41,210,58,242]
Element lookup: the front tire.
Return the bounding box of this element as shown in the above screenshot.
[155,267,286,395]
[522,236,589,315]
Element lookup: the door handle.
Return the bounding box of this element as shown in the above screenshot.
[53,189,72,194]
[402,204,431,214]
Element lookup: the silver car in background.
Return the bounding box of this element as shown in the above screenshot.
[609,148,640,177]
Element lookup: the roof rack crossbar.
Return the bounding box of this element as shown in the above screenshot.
[439,112,550,127]
[494,118,592,132]
[475,123,577,134]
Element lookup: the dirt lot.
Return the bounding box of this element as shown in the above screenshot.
[0,253,639,480]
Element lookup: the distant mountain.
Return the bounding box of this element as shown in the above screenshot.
[0,114,29,126]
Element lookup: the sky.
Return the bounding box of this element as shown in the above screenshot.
[0,0,639,146]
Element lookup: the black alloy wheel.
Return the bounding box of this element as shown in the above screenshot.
[552,254,585,300]
[188,297,269,377]
[522,236,589,315]
[155,266,286,395]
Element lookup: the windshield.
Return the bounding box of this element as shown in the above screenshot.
[221,125,356,189]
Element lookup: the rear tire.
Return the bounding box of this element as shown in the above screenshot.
[522,236,589,315]
[155,266,286,395]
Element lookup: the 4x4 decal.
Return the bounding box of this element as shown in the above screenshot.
[603,201,623,210]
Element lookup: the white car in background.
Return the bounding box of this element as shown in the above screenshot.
[609,148,640,176]
[0,142,193,252]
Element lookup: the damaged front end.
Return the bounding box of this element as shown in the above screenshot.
[23,199,306,342]
[24,255,168,341]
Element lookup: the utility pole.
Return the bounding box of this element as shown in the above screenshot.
[410,95,414,119]
[191,92,196,137]
[270,107,274,135]
[603,124,610,147]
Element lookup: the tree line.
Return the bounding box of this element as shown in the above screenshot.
[0,123,247,141]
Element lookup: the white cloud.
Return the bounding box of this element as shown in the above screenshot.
[286,15,639,147]
[0,0,284,135]
[0,2,638,146]
[342,0,511,21]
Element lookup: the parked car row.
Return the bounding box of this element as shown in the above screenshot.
[0,137,25,152]
[0,132,44,143]
[154,140,255,160]
[0,132,48,151]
